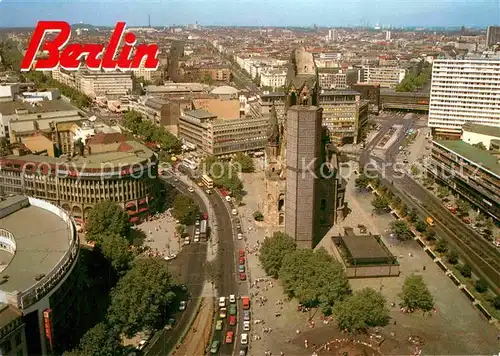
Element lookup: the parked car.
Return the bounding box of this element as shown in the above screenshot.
[239,249,245,258]
[215,320,223,331]
[219,307,227,319]
[239,257,245,265]
[243,320,250,331]
[195,220,200,226]
[135,340,148,351]
[210,340,220,354]
[239,346,248,356]
[229,294,236,303]
[237,233,243,240]
[179,301,187,311]
[238,264,245,273]
[239,272,247,281]
[218,297,226,307]
[229,315,236,326]
[240,333,248,345]
[229,304,237,315]
[188,187,194,193]
[243,310,250,321]
[225,331,234,344]
[164,253,177,261]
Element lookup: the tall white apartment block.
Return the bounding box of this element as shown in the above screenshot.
[428,58,500,137]
[362,66,406,88]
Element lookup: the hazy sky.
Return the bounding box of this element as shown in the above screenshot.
[0,0,498,28]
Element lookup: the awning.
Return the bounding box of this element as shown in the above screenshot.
[130,217,140,223]
[138,198,147,205]
[127,210,138,215]
[126,202,136,208]
[139,207,149,213]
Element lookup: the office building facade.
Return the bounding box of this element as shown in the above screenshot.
[428,58,500,138]
[486,26,500,47]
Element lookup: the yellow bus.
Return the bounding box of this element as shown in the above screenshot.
[202,174,214,189]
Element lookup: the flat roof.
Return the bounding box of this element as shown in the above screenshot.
[184,109,217,120]
[3,141,154,169]
[0,203,70,294]
[0,99,76,116]
[340,234,392,260]
[462,123,500,138]
[435,140,500,176]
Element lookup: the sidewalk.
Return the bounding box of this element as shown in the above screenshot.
[175,173,218,262]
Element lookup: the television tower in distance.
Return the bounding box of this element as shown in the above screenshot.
[148,14,151,27]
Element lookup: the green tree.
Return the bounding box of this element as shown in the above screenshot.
[371,195,390,212]
[446,249,459,264]
[437,186,450,199]
[493,296,500,310]
[391,220,412,240]
[171,195,199,225]
[400,275,434,312]
[333,288,390,333]
[233,152,255,173]
[86,201,131,244]
[399,204,409,217]
[435,238,448,253]
[99,234,133,274]
[456,199,471,216]
[354,174,371,190]
[472,142,487,150]
[259,232,296,278]
[253,211,264,222]
[200,74,214,85]
[67,323,122,356]
[123,110,143,133]
[414,219,427,233]
[107,259,177,337]
[279,248,350,314]
[475,279,488,293]
[409,208,419,223]
[410,164,421,176]
[459,264,472,278]
[425,228,437,241]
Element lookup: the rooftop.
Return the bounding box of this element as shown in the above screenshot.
[2,140,154,169]
[210,85,239,95]
[435,140,500,176]
[462,123,500,138]
[0,197,70,294]
[340,234,393,260]
[0,99,77,116]
[183,109,216,120]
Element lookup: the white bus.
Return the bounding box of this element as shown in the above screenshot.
[181,159,198,171]
[202,174,214,189]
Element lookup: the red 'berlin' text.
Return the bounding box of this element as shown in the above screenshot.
[20,21,160,71]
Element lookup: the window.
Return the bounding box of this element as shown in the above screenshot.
[15,332,22,346]
[1,340,12,354]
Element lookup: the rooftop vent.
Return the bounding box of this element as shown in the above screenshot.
[34,273,45,281]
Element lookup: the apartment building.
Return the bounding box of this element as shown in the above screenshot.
[198,66,232,82]
[427,125,500,221]
[260,69,287,88]
[133,60,162,83]
[428,58,500,138]
[0,100,82,140]
[128,97,180,135]
[362,66,407,88]
[80,72,133,98]
[319,90,369,145]
[51,69,81,92]
[486,26,500,47]
[179,109,268,156]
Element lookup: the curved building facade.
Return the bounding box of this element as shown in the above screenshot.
[0,195,79,355]
[0,140,158,225]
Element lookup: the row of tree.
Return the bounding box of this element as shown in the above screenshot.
[201,155,245,202]
[259,232,434,332]
[24,71,92,109]
[123,110,182,153]
[395,64,432,92]
[65,201,182,355]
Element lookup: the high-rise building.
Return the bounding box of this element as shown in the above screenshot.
[285,106,323,248]
[385,30,391,41]
[328,29,338,41]
[428,58,500,138]
[486,26,500,46]
[362,66,407,88]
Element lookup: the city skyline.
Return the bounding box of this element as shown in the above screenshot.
[0,0,498,28]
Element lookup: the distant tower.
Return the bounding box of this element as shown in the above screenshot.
[148,14,151,27]
[385,30,391,41]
